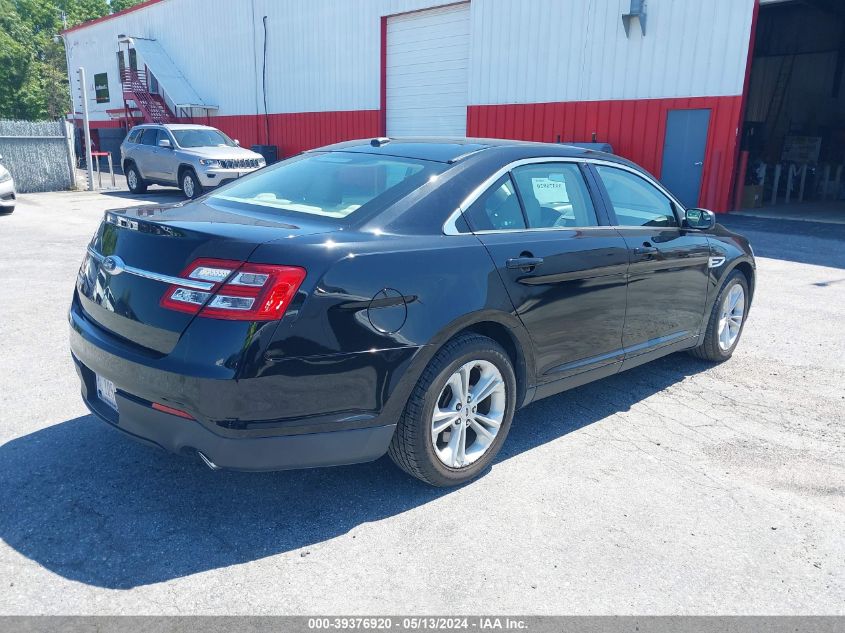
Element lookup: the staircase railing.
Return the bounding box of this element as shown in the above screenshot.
[120,69,175,125]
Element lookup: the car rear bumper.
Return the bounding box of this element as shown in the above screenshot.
[68,294,416,471]
[73,355,396,471]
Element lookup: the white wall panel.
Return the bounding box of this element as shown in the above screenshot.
[65,0,756,122]
[468,0,756,105]
[64,0,443,119]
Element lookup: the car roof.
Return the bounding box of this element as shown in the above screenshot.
[133,124,218,131]
[313,137,622,165]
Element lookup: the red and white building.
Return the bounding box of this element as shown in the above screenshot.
[61,0,845,212]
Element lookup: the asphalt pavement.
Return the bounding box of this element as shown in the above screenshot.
[0,189,843,614]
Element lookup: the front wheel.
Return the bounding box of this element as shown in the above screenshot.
[180,169,202,199]
[388,334,517,487]
[689,270,749,362]
[126,164,147,194]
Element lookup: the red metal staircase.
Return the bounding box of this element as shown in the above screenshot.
[121,69,175,125]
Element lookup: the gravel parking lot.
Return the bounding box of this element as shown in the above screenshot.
[0,189,843,615]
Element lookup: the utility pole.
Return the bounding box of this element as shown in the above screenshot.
[78,67,94,191]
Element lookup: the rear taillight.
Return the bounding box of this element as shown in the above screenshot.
[160,258,306,321]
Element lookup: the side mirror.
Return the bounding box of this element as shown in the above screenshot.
[158,138,172,149]
[685,208,715,230]
[234,139,240,146]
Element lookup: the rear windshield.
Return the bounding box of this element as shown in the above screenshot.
[210,152,446,220]
[173,129,236,148]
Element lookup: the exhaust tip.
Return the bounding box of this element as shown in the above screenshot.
[197,451,221,471]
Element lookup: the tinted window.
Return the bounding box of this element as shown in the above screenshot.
[511,162,598,228]
[210,152,445,220]
[172,129,236,148]
[461,175,526,232]
[126,128,142,144]
[596,165,678,227]
[139,129,160,146]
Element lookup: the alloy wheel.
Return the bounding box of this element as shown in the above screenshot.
[183,174,195,198]
[431,360,506,468]
[128,169,137,190]
[718,284,745,351]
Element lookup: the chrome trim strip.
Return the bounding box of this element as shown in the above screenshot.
[86,246,215,291]
[86,247,104,262]
[442,156,686,236]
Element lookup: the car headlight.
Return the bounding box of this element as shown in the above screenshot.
[257,158,266,168]
[198,159,220,167]
[0,170,11,184]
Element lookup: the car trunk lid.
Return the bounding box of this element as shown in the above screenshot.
[76,201,334,354]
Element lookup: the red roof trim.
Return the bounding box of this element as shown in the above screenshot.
[60,0,167,35]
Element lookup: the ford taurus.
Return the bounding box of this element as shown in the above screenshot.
[70,138,755,486]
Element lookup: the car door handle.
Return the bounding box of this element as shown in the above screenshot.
[506,257,544,270]
[634,243,659,256]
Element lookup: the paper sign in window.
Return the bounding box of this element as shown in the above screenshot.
[531,177,569,205]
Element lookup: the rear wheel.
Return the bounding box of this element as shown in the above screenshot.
[388,334,517,487]
[690,270,749,362]
[180,169,202,199]
[126,164,147,194]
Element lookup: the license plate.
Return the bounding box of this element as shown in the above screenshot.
[96,374,118,412]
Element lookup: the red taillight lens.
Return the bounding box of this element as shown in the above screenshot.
[160,258,306,321]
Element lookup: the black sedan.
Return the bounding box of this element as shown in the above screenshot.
[70,138,755,486]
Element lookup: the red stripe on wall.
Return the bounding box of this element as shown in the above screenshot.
[86,120,126,129]
[181,110,381,159]
[380,16,388,136]
[468,96,743,212]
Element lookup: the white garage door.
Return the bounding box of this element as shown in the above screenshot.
[386,3,471,137]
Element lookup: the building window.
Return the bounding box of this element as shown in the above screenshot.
[116,51,125,78]
[94,72,110,103]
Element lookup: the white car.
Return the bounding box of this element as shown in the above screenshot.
[0,156,15,214]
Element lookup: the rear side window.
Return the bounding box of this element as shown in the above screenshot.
[126,128,142,144]
[462,175,526,232]
[596,165,678,227]
[210,152,445,220]
[511,163,598,228]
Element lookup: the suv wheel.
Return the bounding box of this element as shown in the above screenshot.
[388,334,517,487]
[126,164,147,194]
[180,169,202,200]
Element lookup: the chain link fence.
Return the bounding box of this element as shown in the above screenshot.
[0,120,77,193]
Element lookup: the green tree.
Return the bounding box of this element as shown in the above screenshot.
[0,0,142,120]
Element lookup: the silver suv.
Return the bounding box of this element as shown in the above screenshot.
[120,124,266,199]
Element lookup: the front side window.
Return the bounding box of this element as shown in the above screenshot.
[210,152,445,220]
[511,162,598,228]
[172,129,236,148]
[461,175,526,232]
[139,129,160,146]
[596,165,678,227]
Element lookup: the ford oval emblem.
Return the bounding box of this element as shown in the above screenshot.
[102,255,125,276]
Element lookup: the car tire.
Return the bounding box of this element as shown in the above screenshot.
[689,270,749,362]
[388,333,517,487]
[125,164,147,194]
[180,169,202,200]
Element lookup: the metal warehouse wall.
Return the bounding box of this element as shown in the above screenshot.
[64,0,756,210]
